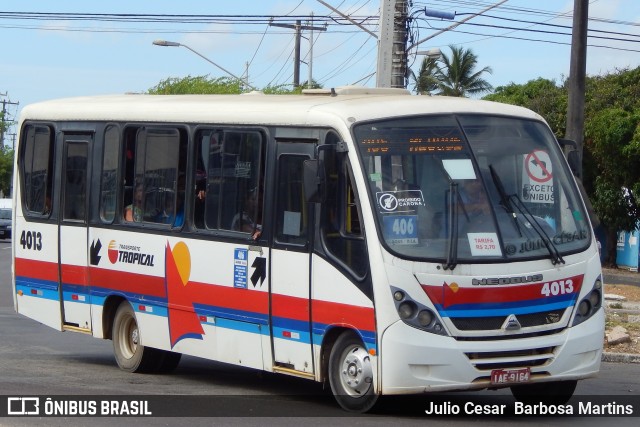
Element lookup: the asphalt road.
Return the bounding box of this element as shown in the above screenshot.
[0,237,639,426]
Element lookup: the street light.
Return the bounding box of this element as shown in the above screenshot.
[152,39,257,91]
[416,48,442,60]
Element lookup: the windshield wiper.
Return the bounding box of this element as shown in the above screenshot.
[443,181,459,270]
[508,194,565,265]
[489,165,522,237]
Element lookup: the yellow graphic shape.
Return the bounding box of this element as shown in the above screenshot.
[172,242,191,286]
[448,282,459,293]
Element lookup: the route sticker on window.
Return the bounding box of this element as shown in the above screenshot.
[383,215,418,245]
[376,190,425,214]
[467,233,502,256]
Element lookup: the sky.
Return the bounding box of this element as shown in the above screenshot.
[2,0,640,146]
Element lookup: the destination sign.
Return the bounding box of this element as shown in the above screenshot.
[357,126,466,155]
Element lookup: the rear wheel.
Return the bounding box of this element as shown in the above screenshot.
[511,380,577,405]
[112,301,160,373]
[328,331,378,413]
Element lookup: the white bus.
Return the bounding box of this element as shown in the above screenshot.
[12,87,603,412]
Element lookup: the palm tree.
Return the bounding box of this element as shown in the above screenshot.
[412,56,440,95]
[414,45,493,97]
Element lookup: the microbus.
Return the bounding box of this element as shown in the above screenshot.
[12,87,603,411]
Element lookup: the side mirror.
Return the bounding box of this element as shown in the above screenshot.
[303,159,326,203]
[566,150,580,176]
[557,138,577,150]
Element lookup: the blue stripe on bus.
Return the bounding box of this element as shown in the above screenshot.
[15,283,60,301]
[311,322,377,350]
[437,300,574,318]
[15,276,59,291]
[192,303,269,326]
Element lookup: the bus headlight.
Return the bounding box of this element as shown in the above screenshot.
[398,301,416,319]
[572,276,603,326]
[417,310,433,327]
[390,286,448,336]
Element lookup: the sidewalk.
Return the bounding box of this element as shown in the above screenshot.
[601,267,640,363]
[603,266,640,287]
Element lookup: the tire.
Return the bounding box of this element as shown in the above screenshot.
[511,380,577,405]
[112,301,160,373]
[328,331,378,413]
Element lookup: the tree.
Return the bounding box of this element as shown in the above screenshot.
[414,45,493,97]
[484,78,568,137]
[411,56,440,95]
[148,75,316,95]
[148,75,245,94]
[585,108,640,264]
[0,144,14,198]
[0,108,14,197]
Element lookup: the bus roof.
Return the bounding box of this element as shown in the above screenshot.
[19,86,544,128]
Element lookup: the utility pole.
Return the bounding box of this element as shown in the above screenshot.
[1,97,20,148]
[565,0,589,180]
[270,19,326,88]
[376,0,408,88]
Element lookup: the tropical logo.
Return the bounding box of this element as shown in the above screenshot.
[108,240,119,264]
[106,240,155,267]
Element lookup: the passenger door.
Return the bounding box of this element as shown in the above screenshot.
[59,134,92,332]
[270,140,316,376]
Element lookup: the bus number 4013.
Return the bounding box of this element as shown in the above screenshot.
[20,230,43,251]
[541,279,573,297]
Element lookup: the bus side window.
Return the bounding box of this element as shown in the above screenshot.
[100,125,119,223]
[63,142,88,222]
[321,133,368,279]
[123,127,184,224]
[21,125,54,216]
[275,155,308,245]
[196,129,264,236]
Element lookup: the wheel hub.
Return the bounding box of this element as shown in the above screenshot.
[131,328,139,346]
[340,346,373,396]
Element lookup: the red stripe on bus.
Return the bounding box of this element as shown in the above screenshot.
[15,258,59,282]
[271,294,309,321]
[421,274,584,308]
[312,300,375,331]
[188,281,269,315]
[89,267,166,298]
[61,264,88,286]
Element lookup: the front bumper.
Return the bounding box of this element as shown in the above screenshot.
[379,307,604,395]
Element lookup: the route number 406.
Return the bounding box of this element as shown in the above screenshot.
[392,217,415,236]
[20,230,43,251]
[541,279,573,297]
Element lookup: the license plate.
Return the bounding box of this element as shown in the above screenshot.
[490,367,530,385]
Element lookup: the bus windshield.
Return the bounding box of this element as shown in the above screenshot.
[354,114,591,265]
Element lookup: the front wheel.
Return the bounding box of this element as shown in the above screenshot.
[112,301,160,373]
[328,331,378,413]
[511,380,577,405]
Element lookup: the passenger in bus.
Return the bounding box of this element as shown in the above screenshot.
[459,179,491,219]
[124,184,144,222]
[231,187,262,240]
[168,175,186,227]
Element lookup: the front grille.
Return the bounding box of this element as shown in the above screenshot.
[465,346,556,371]
[450,309,566,331]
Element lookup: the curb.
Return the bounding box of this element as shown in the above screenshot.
[602,352,640,364]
